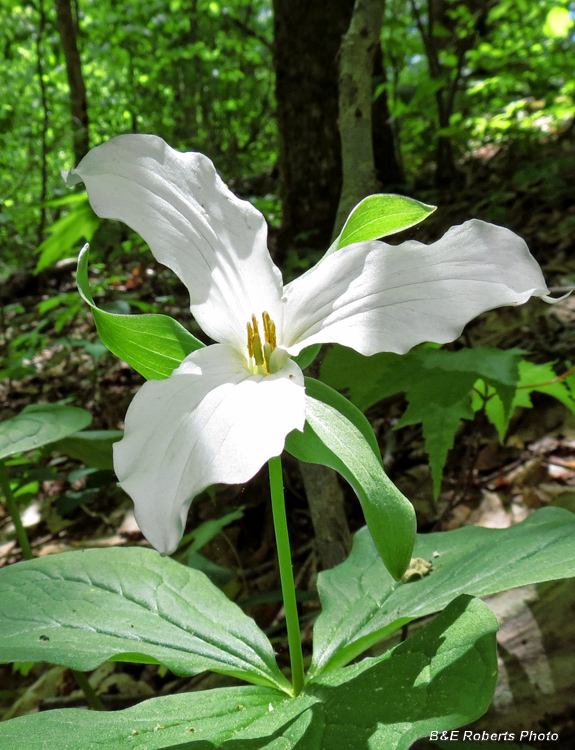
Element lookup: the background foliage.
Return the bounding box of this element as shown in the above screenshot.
[1,0,574,269]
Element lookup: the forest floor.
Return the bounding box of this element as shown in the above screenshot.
[1,136,575,746]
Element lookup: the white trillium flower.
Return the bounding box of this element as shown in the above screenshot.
[66,134,553,555]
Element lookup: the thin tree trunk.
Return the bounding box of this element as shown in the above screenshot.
[299,463,351,570]
[333,0,386,237]
[54,0,89,163]
[372,45,405,190]
[273,0,355,256]
[410,0,488,188]
[408,0,458,186]
[35,0,49,242]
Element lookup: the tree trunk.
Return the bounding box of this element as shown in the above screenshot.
[54,0,89,164]
[272,0,355,256]
[434,88,460,188]
[333,0,385,237]
[299,463,351,570]
[410,0,490,188]
[372,44,405,190]
[408,0,459,187]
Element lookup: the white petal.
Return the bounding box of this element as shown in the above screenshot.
[113,344,305,554]
[282,219,550,356]
[68,135,284,347]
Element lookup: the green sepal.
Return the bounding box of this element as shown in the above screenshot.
[292,343,322,371]
[285,377,415,581]
[329,193,436,254]
[320,344,524,496]
[77,244,204,380]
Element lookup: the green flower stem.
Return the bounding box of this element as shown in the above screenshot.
[0,459,33,560]
[72,670,106,711]
[268,455,305,696]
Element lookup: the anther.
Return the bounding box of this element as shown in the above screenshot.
[263,311,271,344]
[269,319,276,349]
[246,322,254,358]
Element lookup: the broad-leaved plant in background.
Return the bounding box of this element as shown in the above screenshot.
[0,135,573,750]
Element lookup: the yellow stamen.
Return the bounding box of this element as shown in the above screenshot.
[246,311,278,374]
[246,322,254,358]
[268,319,277,349]
[263,311,271,343]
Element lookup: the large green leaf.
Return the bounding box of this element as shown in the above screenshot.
[0,546,290,693]
[304,596,497,749]
[77,244,203,380]
[310,506,575,678]
[286,378,415,581]
[320,345,524,495]
[336,194,436,250]
[0,404,92,460]
[0,686,298,750]
[0,596,497,750]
